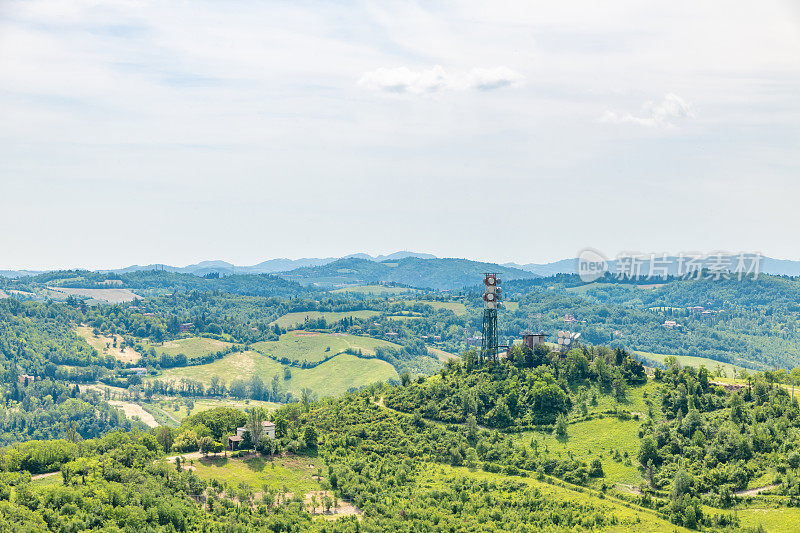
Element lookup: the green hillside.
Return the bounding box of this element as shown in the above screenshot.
[279,257,537,290]
[155,349,398,398]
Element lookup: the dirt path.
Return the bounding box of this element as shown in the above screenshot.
[108,400,158,428]
[165,451,206,462]
[31,471,60,481]
[735,484,779,496]
[617,483,643,495]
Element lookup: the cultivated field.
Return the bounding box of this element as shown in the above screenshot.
[76,326,141,363]
[331,284,414,295]
[108,400,158,427]
[155,349,398,397]
[46,286,140,303]
[405,300,468,316]
[145,336,233,360]
[270,310,381,329]
[635,350,745,378]
[427,346,458,363]
[146,397,281,425]
[251,330,403,364]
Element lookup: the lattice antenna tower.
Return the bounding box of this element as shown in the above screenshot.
[481,273,501,364]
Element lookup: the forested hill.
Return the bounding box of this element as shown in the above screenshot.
[5,270,314,299]
[498,273,800,370]
[278,257,537,290]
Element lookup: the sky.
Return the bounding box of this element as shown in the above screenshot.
[1,0,799,270]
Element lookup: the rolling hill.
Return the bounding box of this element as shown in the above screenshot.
[277,257,538,290]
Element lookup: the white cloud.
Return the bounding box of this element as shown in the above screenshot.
[358,65,523,94]
[602,93,695,128]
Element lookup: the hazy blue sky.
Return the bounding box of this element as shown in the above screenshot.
[1,1,798,270]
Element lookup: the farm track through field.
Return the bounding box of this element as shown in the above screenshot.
[735,484,779,497]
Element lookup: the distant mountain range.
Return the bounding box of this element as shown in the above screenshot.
[3,251,800,282]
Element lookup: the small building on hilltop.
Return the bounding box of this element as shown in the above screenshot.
[522,332,547,350]
[262,420,276,439]
[709,381,747,392]
[228,422,276,450]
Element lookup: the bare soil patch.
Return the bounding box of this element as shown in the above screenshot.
[108,400,158,428]
[47,286,140,303]
[76,326,141,363]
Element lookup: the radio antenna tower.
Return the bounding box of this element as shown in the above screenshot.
[481,273,501,364]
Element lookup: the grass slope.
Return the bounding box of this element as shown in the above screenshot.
[406,300,468,316]
[75,326,141,363]
[330,285,413,295]
[251,331,403,364]
[145,336,233,361]
[190,454,323,495]
[421,464,689,532]
[635,350,744,377]
[156,350,398,397]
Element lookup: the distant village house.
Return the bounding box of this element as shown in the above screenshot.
[227,420,277,451]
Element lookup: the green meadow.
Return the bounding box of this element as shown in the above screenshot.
[331,284,414,295]
[270,310,381,329]
[144,336,233,361]
[251,330,404,364]
[406,300,468,316]
[635,350,746,378]
[156,349,398,397]
[420,464,691,533]
[188,454,324,495]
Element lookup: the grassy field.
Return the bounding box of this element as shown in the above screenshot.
[251,331,403,364]
[145,336,233,361]
[330,284,414,295]
[189,454,324,495]
[155,350,398,397]
[514,416,644,488]
[565,282,618,296]
[737,503,800,532]
[147,397,281,425]
[406,300,468,316]
[46,286,139,303]
[635,350,745,378]
[270,310,381,329]
[509,381,662,490]
[386,314,423,321]
[427,346,458,363]
[75,326,141,363]
[421,464,689,532]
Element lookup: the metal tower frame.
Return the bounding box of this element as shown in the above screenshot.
[480,273,500,364]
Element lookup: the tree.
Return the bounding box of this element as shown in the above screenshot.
[246,408,266,449]
[638,436,659,467]
[553,412,568,440]
[304,425,318,449]
[199,436,214,456]
[301,388,316,412]
[671,467,693,502]
[156,426,174,453]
